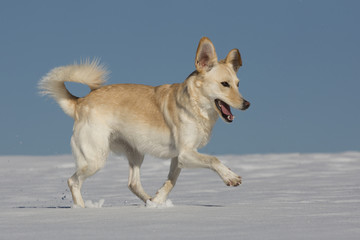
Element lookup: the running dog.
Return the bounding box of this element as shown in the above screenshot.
[39,37,250,207]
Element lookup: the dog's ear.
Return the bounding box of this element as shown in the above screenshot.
[225,49,242,72]
[195,37,218,73]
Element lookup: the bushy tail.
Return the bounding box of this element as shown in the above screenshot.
[38,59,109,118]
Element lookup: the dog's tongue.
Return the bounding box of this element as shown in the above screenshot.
[221,103,234,120]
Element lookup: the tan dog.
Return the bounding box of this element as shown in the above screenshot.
[39,37,250,207]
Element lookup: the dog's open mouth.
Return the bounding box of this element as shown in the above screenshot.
[215,99,234,123]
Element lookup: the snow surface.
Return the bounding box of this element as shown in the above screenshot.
[0,152,359,239]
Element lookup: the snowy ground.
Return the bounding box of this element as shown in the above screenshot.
[0,152,359,239]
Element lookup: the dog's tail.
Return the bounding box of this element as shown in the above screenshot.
[38,59,108,118]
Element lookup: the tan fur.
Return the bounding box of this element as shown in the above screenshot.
[39,37,250,207]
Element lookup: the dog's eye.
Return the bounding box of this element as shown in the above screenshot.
[221,82,230,88]
[236,82,239,87]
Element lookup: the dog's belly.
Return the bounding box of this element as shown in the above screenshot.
[110,125,178,159]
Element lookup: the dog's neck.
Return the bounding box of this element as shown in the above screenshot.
[181,75,219,127]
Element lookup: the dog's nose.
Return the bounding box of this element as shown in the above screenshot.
[242,100,250,110]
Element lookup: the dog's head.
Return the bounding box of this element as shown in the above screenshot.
[193,37,250,123]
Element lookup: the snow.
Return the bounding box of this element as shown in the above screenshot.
[0,152,359,239]
[145,199,174,209]
[83,199,105,208]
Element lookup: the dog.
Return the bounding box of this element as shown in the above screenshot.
[39,37,250,207]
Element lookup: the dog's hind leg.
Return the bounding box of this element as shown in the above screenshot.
[67,125,110,208]
[151,157,181,204]
[126,149,151,203]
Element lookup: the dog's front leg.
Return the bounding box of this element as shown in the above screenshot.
[178,150,242,186]
[151,157,181,204]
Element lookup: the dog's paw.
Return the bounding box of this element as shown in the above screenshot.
[225,175,242,186]
[213,163,242,187]
[221,169,242,186]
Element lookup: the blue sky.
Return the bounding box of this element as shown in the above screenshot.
[0,0,359,155]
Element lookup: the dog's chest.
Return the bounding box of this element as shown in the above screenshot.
[182,116,215,149]
[198,109,218,147]
[197,126,212,148]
